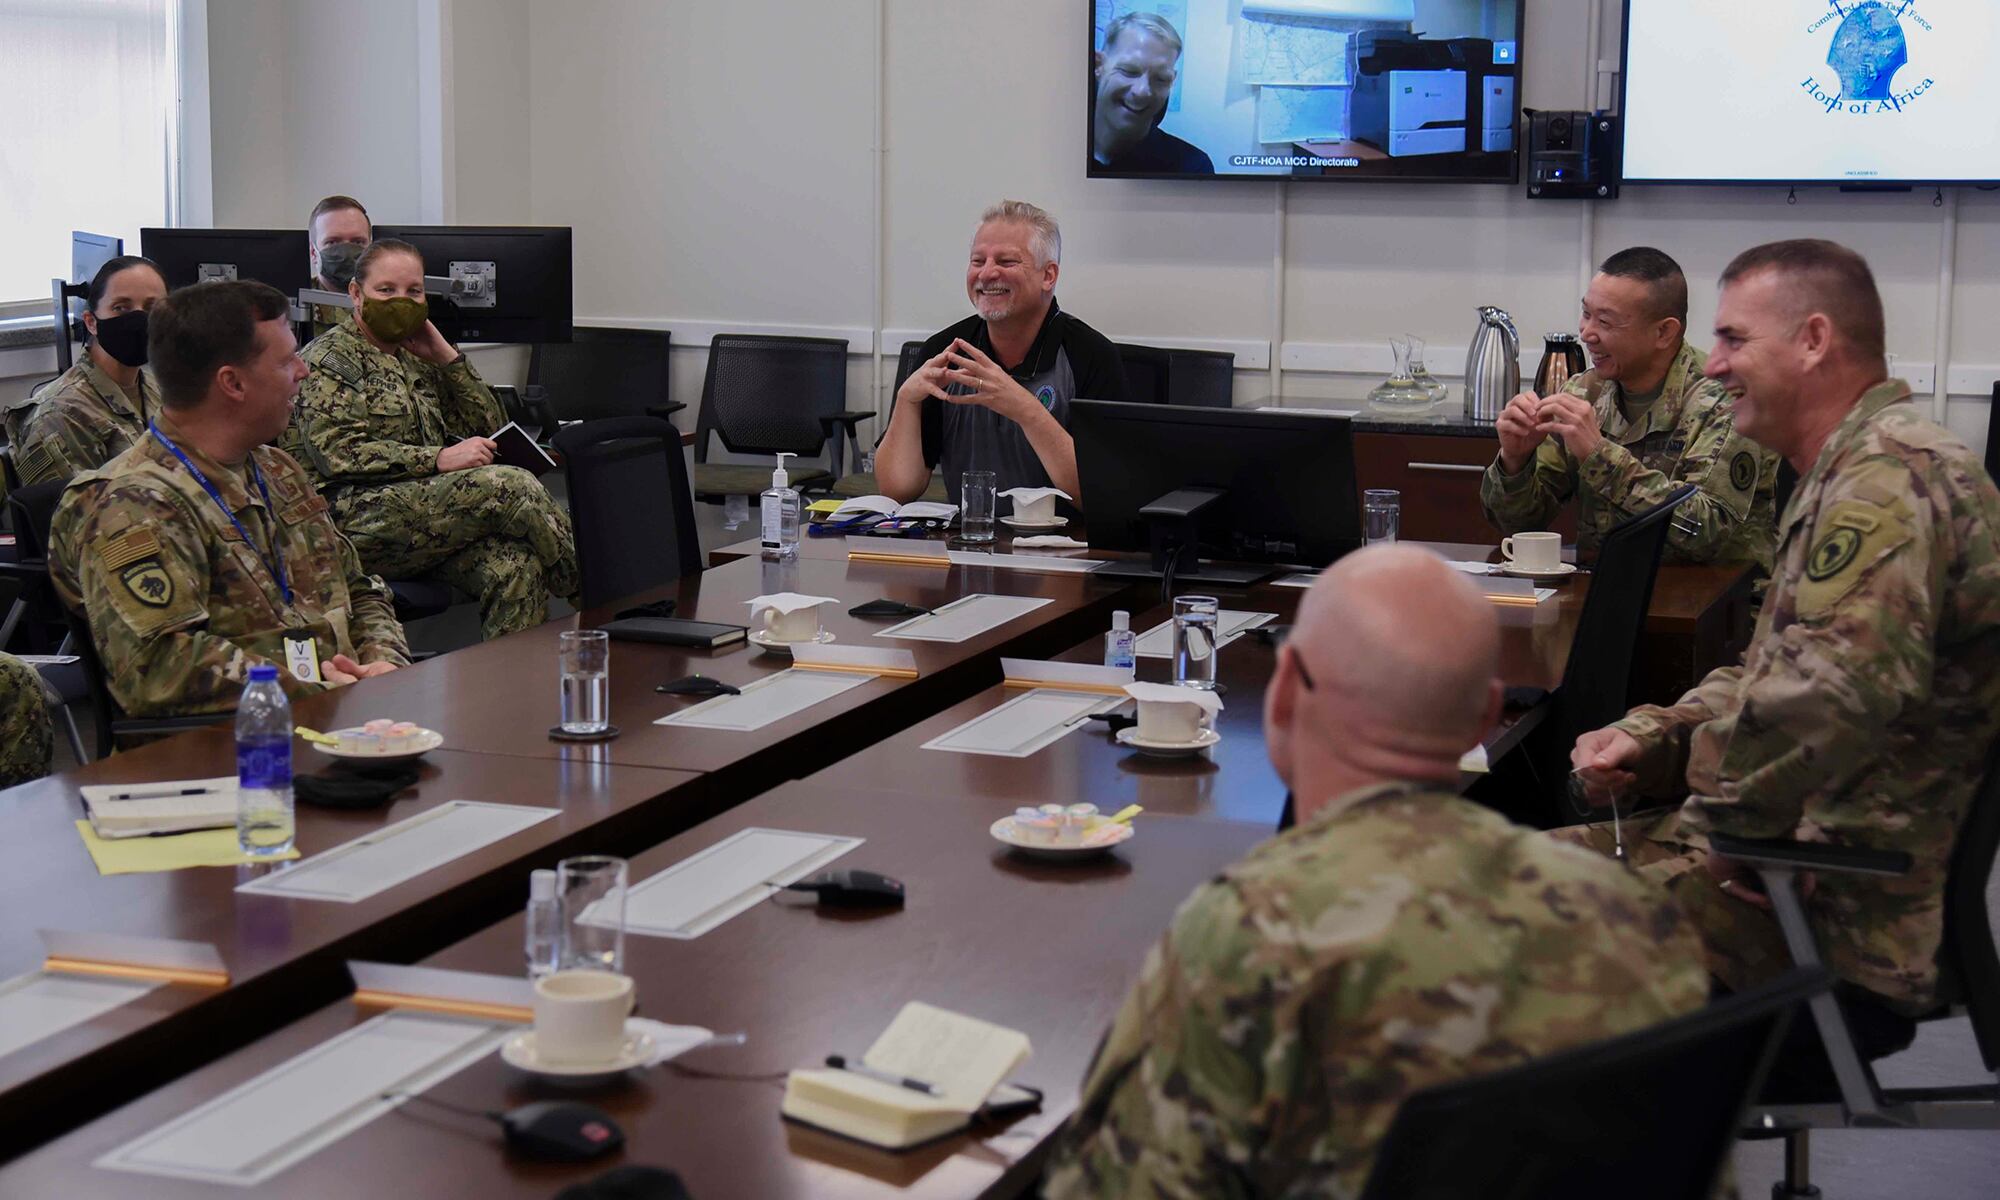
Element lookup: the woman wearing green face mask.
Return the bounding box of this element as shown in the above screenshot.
[290,239,579,640]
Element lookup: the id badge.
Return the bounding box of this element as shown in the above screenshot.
[284,632,324,684]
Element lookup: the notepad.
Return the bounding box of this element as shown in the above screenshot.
[875,594,1054,642]
[488,421,557,474]
[613,828,863,939]
[80,777,238,839]
[831,494,958,522]
[1133,610,1277,659]
[654,668,875,732]
[95,1011,507,1185]
[923,689,1114,758]
[0,970,162,1061]
[234,801,558,903]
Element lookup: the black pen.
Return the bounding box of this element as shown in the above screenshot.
[824,1054,940,1096]
[106,786,225,802]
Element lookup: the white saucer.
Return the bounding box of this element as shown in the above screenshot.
[1496,561,1578,581]
[1001,515,1068,531]
[748,629,836,654]
[309,726,443,766]
[500,1025,658,1085]
[1115,727,1222,758]
[989,815,1134,860]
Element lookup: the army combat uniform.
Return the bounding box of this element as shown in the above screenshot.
[1043,783,1708,1199]
[292,320,578,640]
[0,652,54,789]
[50,420,410,718]
[1481,341,1779,569]
[13,359,160,488]
[1556,382,2000,1016]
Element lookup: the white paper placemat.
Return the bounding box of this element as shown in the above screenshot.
[946,550,1105,574]
[94,1010,506,1186]
[234,801,559,904]
[614,828,863,940]
[0,970,162,1061]
[875,594,1055,642]
[922,689,1116,758]
[654,668,874,731]
[1133,610,1278,659]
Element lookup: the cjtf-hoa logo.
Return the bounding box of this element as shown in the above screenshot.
[1800,1,1935,115]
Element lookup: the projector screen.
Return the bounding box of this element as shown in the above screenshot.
[1621,1,2000,185]
[1087,0,1526,183]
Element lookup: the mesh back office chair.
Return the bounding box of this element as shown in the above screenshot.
[828,340,949,503]
[552,418,702,611]
[1166,348,1235,408]
[1716,733,2000,1198]
[690,334,858,500]
[526,326,682,434]
[1114,343,1171,405]
[1357,969,1826,1200]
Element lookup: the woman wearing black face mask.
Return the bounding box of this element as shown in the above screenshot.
[10,256,168,487]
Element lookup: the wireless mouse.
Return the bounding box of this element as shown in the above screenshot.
[501,1100,626,1162]
[786,868,907,908]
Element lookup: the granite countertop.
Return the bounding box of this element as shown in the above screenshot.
[1248,397,1499,439]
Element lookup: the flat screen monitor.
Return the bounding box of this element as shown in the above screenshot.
[1071,400,1361,583]
[1086,0,1525,183]
[373,225,573,344]
[1620,1,2000,186]
[71,231,123,288]
[139,228,310,295]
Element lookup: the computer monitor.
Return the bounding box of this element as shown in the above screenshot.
[71,231,124,290]
[373,225,572,344]
[140,228,310,294]
[1071,401,1360,586]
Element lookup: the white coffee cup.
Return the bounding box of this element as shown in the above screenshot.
[1012,494,1057,524]
[1500,531,1563,573]
[1136,697,1204,743]
[532,970,635,1064]
[761,605,822,642]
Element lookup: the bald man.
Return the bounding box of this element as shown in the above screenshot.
[1044,547,1708,1199]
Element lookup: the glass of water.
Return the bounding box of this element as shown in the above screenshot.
[1172,594,1221,690]
[1363,488,1401,546]
[558,629,610,735]
[961,470,997,543]
[557,855,628,972]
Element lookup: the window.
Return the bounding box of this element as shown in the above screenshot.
[0,0,180,310]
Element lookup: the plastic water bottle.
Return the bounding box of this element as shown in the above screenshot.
[235,663,295,856]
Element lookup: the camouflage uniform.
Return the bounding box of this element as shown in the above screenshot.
[292,320,578,639]
[0,652,54,789]
[1555,382,2000,1016]
[49,420,411,718]
[13,359,160,488]
[1481,341,1779,568]
[1043,783,1708,1199]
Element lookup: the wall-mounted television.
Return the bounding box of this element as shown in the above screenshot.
[1087,0,1526,183]
[1620,1,2000,186]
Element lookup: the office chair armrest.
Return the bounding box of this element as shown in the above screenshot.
[0,559,50,581]
[1708,833,1914,878]
[646,402,688,420]
[819,411,875,431]
[112,714,230,739]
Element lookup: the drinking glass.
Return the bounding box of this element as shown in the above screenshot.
[557,855,628,972]
[1172,594,1220,690]
[961,470,997,543]
[558,630,609,735]
[1363,489,1401,546]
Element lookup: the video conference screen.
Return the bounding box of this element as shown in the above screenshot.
[1087,1,1525,183]
[1622,2,2000,185]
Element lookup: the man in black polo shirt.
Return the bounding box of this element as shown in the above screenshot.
[877,200,1128,508]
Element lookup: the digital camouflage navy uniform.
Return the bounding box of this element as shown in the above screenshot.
[13,360,160,488]
[291,319,578,640]
[49,421,410,718]
[1482,341,1779,569]
[1043,783,1708,1199]
[1556,382,2000,1016]
[0,652,53,789]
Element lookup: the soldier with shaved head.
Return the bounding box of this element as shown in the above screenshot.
[1044,546,1706,1198]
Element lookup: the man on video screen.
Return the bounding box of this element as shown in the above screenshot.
[1093,12,1214,175]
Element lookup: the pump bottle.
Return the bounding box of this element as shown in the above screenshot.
[760,452,801,561]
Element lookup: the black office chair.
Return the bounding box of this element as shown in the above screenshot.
[1114,343,1171,405]
[1717,732,2000,1199]
[828,340,950,502]
[1985,381,1999,484]
[690,334,857,502]
[526,326,684,436]
[1357,968,1827,1200]
[1166,348,1235,408]
[552,417,702,611]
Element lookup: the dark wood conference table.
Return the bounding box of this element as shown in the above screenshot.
[2,782,1269,1199]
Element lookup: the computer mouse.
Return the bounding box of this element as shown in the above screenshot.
[501,1100,626,1162]
[787,868,906,908]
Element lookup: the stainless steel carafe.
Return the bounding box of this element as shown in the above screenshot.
[1535,332,1588,397]
[1463,306,1520,421]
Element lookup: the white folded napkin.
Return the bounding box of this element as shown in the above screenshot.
[1009,535,1088,550]
[1123,681,1226,714]
[744,592,841,615]
[998,487,1072,503]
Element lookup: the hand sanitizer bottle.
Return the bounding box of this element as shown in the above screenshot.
[524,868,560,978]
[760,451,801,561]
[1104,610,1136,669]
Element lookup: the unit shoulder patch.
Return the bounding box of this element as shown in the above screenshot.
[120,561,174,608]
[1794,501,1915,619]
[1729,451,1757,493]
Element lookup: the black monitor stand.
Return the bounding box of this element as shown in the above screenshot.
[1091,486,1271,587]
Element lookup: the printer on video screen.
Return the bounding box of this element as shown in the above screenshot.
[1352,33,1515,158]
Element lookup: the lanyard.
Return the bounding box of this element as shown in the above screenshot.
[148,423,293,607]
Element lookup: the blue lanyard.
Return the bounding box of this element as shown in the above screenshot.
[148,423,293,607]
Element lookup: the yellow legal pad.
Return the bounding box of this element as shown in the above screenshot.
[74,820,301,876]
